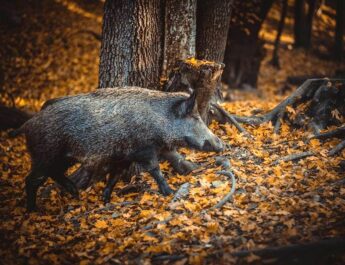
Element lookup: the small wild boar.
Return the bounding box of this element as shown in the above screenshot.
[18,87,224,211]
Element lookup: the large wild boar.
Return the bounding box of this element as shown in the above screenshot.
[18,87,224,210]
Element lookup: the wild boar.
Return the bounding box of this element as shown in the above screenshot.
[18,87,224,210]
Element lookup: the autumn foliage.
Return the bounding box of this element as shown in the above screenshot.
[0,0,344,264]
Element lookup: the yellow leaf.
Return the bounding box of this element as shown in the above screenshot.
[94,220,108,229]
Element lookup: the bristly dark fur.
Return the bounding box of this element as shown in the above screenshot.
[21,87,224,210]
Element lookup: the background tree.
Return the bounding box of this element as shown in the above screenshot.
[195,0,233,62]
[99,0,164,89]
[294,0,317,49]
[222,0,274,89]
[270,0,288,68]
[163,0,196,77]
[334,0,344,61]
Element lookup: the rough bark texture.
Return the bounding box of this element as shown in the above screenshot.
[334,0,344,61]
[164,58,224,124]
[99,0,164,89]
[195,0,233,63]
[222,0,274,89]
[163,0,196,77]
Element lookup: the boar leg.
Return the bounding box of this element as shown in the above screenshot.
[52,176,79,199]
[103,174,121,203]
[132,147,174,196]
[48,160,79,199]
[25,167,48,211]
[69,166,94,190]
[149,167,174,196]
[161,149,197,175]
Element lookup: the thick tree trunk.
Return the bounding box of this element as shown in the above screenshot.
[163,0,196,77]
[222,0,274,89]
[334,0,344,61]
[305,0,316,49]
[271,0,288,68]
[98,0,164,89]
[294,0,306,48]
[195,0,233,63]
[294,0,316,49]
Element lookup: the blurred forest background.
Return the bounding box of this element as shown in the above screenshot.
[0,0,344,264]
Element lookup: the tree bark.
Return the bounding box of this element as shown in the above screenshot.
[163,0,196,77]
[98,0,164,89]
[334,0,344,61]
[195,0,233,63]
[222,0,274,89]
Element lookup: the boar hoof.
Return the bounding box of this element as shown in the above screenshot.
[160,185,175,196]
[175,160,198,175]
[102,189,112,204]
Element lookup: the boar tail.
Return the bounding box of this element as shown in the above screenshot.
[8,122,26,138]
[8,128,22,138]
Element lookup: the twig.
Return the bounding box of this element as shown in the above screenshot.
[211,103,251,136]
[170,183,190,204]
[212,170,236,209]
[272,151,314,165]
[69,201,138,220]
[312,126,345,140]
[329,140,345,156]
[143,215,173,230]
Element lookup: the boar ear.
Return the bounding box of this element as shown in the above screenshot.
[174,91,197,117]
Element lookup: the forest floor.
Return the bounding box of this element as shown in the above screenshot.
[0,0,345,264]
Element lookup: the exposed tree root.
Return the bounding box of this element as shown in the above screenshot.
[312,125,345,140]
[329,140,345,156]
[231,237,345,260]
[272,151,314,166]
[213,79,345,156]
[211,103,250,136]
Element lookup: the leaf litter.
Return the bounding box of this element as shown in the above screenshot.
[0,0,344,264]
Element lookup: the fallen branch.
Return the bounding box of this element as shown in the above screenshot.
[312,126,345,140]
[272,151,314,165]
[232,237,345,259]
[170,183,190,205]
[212,170,236,209]
[329,140,345,156]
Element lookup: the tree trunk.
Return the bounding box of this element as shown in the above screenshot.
[195,0,233,63]
[305,0,316,49]
[98,0,164,89]
[163,0,196,77]
[222,0,274,89]
[334,0,344,61]
[294,0,316,49]
[271,0,288,68]
[294,0,306,48]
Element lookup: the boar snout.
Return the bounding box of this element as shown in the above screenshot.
[203,137,224,152]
